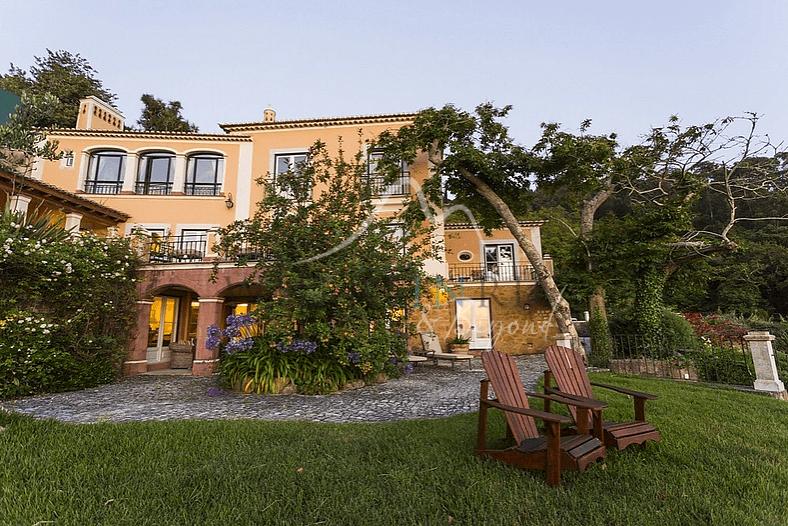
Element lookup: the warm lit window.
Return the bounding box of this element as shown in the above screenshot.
[185,153,224,195]
[84,150,125,194]
[136,152,175,195]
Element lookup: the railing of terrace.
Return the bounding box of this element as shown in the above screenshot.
[596,334,754,386]
[447,263,536,283]
[143,237,272,264]
[148,235,207,263]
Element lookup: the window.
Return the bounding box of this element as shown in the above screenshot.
[367,151,409,196]
[136,152,175,195]
[273,152,309,200]
[61,152,74,169]
[458,250,473,262]
[484,243,516,281]
[185,153,224,195]
[84,150,125,194]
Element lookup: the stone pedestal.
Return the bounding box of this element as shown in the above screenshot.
[553,333,573,348]
[744,331,787,400]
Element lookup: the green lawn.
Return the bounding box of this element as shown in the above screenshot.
[1,373,787,525]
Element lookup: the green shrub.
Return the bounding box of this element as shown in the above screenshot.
[0,206,139,397]
[215,316,402,395]
[588,306,613,367]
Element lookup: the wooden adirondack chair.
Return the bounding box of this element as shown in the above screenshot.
[543,345,661,450]
[476,350,606,487]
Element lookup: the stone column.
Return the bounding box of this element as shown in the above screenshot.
[123,299,153,375]
[554,332,573,348]
[121,153,138,194]
[193,297,225,376]
[64,212,83,234]
[744,331,787,400]
[10,194,31,217]
[171,153,187,195]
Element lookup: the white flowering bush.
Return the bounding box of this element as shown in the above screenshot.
[0,311,69,397]
[0,205,140,397]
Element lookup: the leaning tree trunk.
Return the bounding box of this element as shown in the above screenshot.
[458,167,581,351]
[580,189,612,325]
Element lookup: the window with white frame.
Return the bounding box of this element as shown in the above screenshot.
[136,152,175,195]
[273,152,309,200]
[185,153,224,195]
[367,151,409,196]
[84,150,125,194]
[484,243,516,281]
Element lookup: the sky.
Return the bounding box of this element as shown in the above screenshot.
[3,0,788,147]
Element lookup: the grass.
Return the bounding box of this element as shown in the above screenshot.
[1,373,788,525]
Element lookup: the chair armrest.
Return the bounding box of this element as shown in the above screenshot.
[526,391,607,411]
[590,382,657,400]
[482,399,571,425]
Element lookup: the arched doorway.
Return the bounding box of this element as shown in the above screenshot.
[146,286,200,370]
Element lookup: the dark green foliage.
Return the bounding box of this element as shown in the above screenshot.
[588,305,613,367]
[0,91,63,178]
[0,49,117,128]
[136,93,199,132]
[0,206,140,397]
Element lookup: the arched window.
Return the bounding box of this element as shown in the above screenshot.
[185,153,224,195]
[136,152,175,195]
[84,150,126,194]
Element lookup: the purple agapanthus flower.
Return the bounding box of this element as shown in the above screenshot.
[346,352,361,364]
[278,339,318,354]
[206,325,223,350]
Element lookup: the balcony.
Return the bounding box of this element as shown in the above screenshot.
[142,237,269,264]
[135,182,173,195]
[147,235,208,263]
[83,180,122,194]
[366,173,410,197]
[447,263,537,283]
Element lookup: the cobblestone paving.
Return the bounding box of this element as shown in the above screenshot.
[1,355,547,424]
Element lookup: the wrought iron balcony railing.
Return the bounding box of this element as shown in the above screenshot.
[447,263,536,283]
[83,180,122,194]
[366,174,410,197]
[135,181,173,195]
[147,235,207,263]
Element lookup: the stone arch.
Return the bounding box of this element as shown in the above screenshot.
[125,265,264,376]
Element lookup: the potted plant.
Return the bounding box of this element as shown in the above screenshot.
[447,335,471,354]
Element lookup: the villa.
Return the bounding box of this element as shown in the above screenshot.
[3,96,562,375]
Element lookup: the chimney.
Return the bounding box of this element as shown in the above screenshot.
[77,96,124,130]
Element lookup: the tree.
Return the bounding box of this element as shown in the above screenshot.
[0,49,117,128]
[374,104,582,349]
[536,114,787,339]
[0,91,63,186]
[136,94,199,132]
[213,138,435,393]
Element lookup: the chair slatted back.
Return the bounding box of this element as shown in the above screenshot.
[544,345,594,422]
[481,350,540,442]
[419,332,442,354]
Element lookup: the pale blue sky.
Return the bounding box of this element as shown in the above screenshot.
[3,0,787,147]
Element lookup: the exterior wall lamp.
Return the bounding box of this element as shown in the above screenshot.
[225,193,234,209]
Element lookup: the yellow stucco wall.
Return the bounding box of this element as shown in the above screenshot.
[410,282,560,355]
[41,114,426,236]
